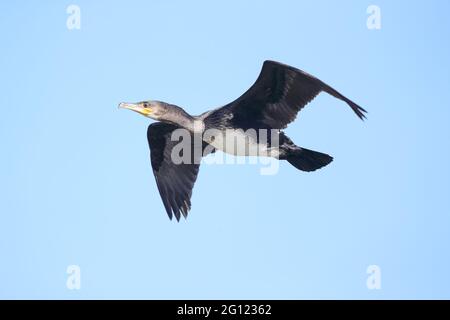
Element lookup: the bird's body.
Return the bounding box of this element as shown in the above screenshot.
[206,129,281,158]
[120,60,367,221]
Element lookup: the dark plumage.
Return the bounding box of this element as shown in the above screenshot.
[120,60,367,220]
[147,123,214,221]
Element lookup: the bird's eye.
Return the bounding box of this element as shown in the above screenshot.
[143,102,149,108]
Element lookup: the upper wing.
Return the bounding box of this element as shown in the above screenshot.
[147,122,214,221]
[226,60,366,130]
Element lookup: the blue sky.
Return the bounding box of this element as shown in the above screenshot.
[1,0,450,299]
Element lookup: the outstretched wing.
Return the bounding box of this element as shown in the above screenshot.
[226,60,366,130]
[147,122,214,221]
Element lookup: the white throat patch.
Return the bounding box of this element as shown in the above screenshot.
[192,119,205,133]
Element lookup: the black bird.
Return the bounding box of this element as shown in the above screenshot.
[119,60,366,221]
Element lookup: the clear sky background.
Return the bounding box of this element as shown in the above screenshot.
[1,0,449,299]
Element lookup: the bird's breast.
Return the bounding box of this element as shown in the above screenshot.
[205,129,280,158]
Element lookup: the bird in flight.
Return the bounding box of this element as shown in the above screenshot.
[119,60,366,221]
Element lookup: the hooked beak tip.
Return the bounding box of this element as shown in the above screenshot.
[118,102,137,111]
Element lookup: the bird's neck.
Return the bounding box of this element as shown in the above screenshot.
[163,106,201,132]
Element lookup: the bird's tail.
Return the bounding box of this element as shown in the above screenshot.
[285,147,333,172]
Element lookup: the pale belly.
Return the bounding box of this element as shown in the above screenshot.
[206,129,281,158]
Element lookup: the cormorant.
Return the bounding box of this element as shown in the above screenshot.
[119,60,366,221]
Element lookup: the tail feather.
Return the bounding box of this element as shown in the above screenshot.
[286,147,333,172]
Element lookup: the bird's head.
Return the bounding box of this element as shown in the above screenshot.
[118,100,168,120]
